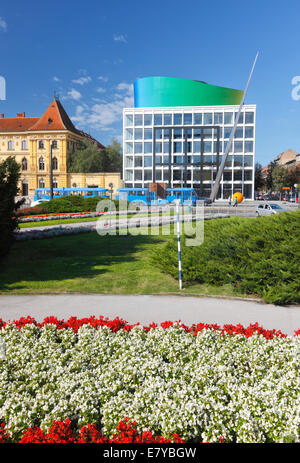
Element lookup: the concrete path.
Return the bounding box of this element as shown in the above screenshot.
[0,294,299,335]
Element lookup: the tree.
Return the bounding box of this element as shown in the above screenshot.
[67,138,122,174]
[0,156,24,258]
[272,164,289,195]
[265,161,275,191]
[254,163,265,191]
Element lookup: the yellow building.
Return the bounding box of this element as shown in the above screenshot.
[0,99,122,198]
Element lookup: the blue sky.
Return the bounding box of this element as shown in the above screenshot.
[0,0,300,166]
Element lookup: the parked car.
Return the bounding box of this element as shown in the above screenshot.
[256,202,288,216]
[30,198,50,208]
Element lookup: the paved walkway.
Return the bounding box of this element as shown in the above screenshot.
[0,294,299,335]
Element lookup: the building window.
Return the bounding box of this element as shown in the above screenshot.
[144,156,152,167]
[134,128,143,140]
[22,180,29,196]
[134,114,143,126]
[39,140,44,149]
[224,112,234,124]
[53,179,58,188]
[245,112,254,124]
[72,183,77,188]
[214,113,223,124]
[39,157,45,170]
[134,156,143,167]
[52,157,58,170]
[39,178,45,188]
[125,128,133,140]
[235,112,244,124]
[144,142,152,154]
[234,141,243,153]
[245,127,254,139]
[22,140,28,150]
[174,114,182,125]
[125,142,133,154]
[21,158,28,171]
[125,114,133,127]
[204,141,212,153]
[125,156,134,168]
[134,142,142,154]
[52,140,58,149]
[163,114,172,125]
[8,141,13,150]
[194,113,202,125]
[204,113,213,124]
[144,114,152,126]
[244,155,253,167]
[245,141,253,153]
[234,127,244,139]
[154,114,162,126]
[184,113,192,125]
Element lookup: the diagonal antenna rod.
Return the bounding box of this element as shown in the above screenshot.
[210,52,259,202]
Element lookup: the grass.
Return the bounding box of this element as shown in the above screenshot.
[0,226,244,298]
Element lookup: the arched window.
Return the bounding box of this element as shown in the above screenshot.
[39,157,45,170]
[53,178,58,189]
[52,157,58,170]
[39,178,45,188]
[22,180,28,196]
[21,157,28,171]
[39,140,44,149]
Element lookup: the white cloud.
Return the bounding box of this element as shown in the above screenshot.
[0,17,7,32]
[72,76,92,85]
[96,87,106,94]
[53,76,61,82]
[71,82,133,130]
[113,33,127,43]
[98,76,108,82]
[116,82,133,93]
[64,88,82,101]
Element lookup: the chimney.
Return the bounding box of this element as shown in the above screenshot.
[17,112,25,118]
[0,114,4,118]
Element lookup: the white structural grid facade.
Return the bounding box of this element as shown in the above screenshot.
[123,105,256,200]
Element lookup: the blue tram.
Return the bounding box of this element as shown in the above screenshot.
[116,187,198,206]
[165,188,198,206]
[34,187,109,202]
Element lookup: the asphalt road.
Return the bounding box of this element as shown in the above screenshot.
[0,294,299,335]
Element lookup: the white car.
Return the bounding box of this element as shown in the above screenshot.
[256,202,288,216]
[30,199,50,208]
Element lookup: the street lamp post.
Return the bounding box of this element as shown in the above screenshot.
[50,141,54,200]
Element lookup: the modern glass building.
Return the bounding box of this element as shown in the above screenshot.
[123,77,256,200]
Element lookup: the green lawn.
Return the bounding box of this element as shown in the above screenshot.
[0,229,243,298]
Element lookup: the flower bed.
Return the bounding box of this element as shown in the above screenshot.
[17,211,106,223]
[0,316,299,443]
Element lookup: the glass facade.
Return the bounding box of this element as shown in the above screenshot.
[123,105,256,199]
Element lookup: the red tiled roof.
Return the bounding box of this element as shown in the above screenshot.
[29,99,79,133]
[0,117,39,132]
[0,100,105,149]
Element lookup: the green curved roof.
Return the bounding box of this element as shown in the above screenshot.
[134,76,243,107]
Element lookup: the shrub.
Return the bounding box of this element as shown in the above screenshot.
[0,157,24,258]
[152,211,300,305]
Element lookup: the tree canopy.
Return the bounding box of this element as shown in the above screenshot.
[67,138,122,174]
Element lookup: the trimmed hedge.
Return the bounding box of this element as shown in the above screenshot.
[152,211,300,305]
[17,195,124,217]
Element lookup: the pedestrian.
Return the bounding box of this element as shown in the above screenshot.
[233,196,238,208]
[228,195,231,206]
